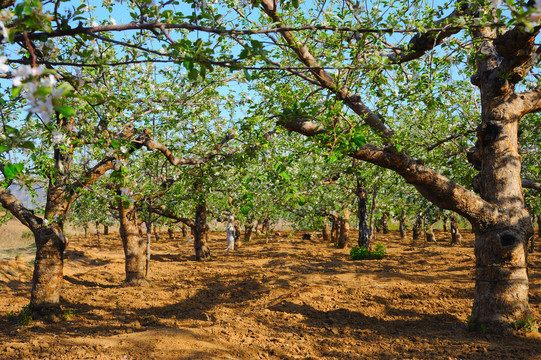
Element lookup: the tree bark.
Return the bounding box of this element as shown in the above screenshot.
[168,227,175,240]
[412,216,422,241]
[104,225,109,235]
[234,219,242,248]
[399,213,407,239]
[450,217,462,245]
[30,224,67,317]
[357,178,371,248]
[381,212,389,234]
[322,222,330,242]
[329,215,339,243]
[118,196,148,286]
[194,201,211,261]
[244,222,254,242]
[336,210,350,249]
[369,181,378,240]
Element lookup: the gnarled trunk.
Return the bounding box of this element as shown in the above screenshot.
[30,224,67,317]
[118,197,148,286]
[194,202,211,261]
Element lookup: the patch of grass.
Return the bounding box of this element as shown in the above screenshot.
[350,243,387,260]
[21,231,34,240]
[7,305,33,326]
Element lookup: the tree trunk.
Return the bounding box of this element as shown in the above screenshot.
[369,181,378,240]
[84,226,88,238]
[244,223,254,242]
[30,224,67,317]
[118,197,148,286]
[226,213,235,251]
[442,215,448,233]
[322,222,330,242]
[336,210,350,249]
[381,212,389,234]
[469,39,534,327]
[168,227,175,240]
[412,216,422,241]
[104,225,109,235]
[399,213,407,239]
[194,202,211,261]
[234,220,242,248]
[329,215,339,243]
[426,226,437,243]
[357,178,371,248]
[450,217,462,245]
[181,224,187,237]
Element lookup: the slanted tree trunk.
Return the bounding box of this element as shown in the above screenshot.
[194,201,211,261]
[450,216,462,245]
[322,222,330,242]
[118,195,148,286]
[357,177,371,248]
[399,213,407,239]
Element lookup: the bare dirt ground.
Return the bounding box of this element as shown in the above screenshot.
[1,227,541,359]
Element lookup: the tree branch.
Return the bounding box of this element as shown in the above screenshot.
[259,0,394,139]
[0,187,42,232]
[151,204,195,228]
[523,179,541,193]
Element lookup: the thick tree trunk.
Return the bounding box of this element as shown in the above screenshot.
[425,226,437,243]
[104,225,109,235]
[357,178,371,248]
[168,227,175,240]
[118,198,148,286]
[30,224,67,317]
[194,202,211,261]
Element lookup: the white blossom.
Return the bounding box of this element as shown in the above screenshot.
[51,131,68,146]
[0,56,8,72]
[0,21,8,43]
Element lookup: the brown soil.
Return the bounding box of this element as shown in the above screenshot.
[1,229,541,359]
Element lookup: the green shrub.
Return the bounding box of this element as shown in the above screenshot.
[350,243,387,260]
[7,305,33,325]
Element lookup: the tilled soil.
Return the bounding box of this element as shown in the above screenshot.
[1,229,541,359]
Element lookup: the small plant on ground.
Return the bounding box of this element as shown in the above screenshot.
[62,309,75,321]
[350,243,387,260]
[7,305,33,325]
[516,317,538,332]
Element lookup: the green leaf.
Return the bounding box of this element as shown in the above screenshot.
[0,145,10,153]
[352,136,366,148]
[11,86,22,98]
[20,141,35,150]
[110,140,120,149]
[241,205,250,215]
[4,163,24,179]
[54,105,76,118]
[279,171,290,181]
